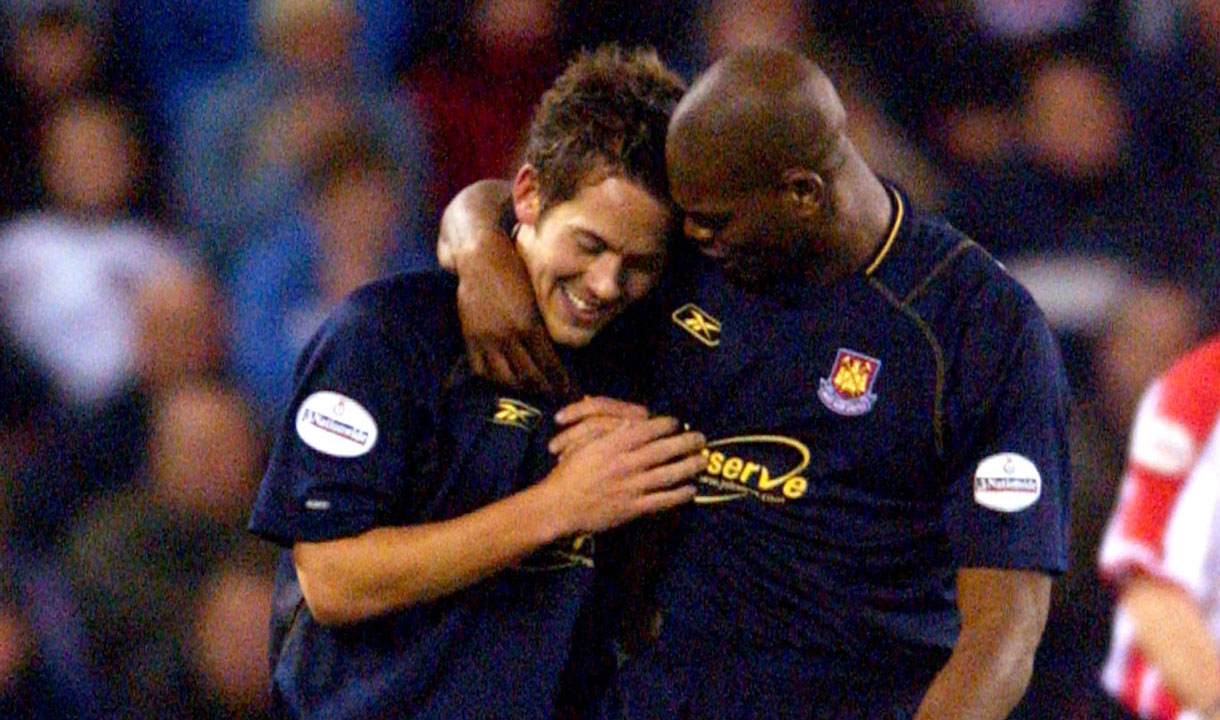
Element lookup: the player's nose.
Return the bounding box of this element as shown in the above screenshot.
[585,253,624,302]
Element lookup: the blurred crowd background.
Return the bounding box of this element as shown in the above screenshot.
[0,0,1215,717]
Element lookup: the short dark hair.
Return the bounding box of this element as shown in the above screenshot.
[523,45,686,214]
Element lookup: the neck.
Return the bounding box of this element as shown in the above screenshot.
[803,166,893,286]
[853,173,897,266]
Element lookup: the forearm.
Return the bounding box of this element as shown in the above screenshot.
[1123,575,1220,715]
[911,628,1036,720]
[436,179,512,272]
[294,483,567,625]
[913,568,1050,720]
[294,413,705,625]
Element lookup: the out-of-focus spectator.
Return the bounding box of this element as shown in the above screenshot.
[1093,333,1220,720]
[174,0,431,279]
[110,0,429,163]
[230,130,421,423]
[968,0,1092,40]
[0,571,91,720]
[6,261,226,559]
[697,0,815,59]
[105,0,253,214]
[190,552,276,719]
[133,263,228,391]
[1020,54,1130,182]
[144,379,262,524]
[1090,283,1203,436]
[936,51,1149,384]
[1119,0,1220,303]
[689,0,947,210]
[0,327,56,477]
[0,0,110,219]
[944,52,1135,258]
[0,96,185,411]
[403,0,568,207]
[65,379,266,719]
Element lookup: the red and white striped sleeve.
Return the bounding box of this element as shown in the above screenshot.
[1099,337,1220,597]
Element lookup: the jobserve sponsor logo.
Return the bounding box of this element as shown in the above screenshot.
[696,435,811,504]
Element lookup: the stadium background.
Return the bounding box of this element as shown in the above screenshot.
[0,0,1214,717]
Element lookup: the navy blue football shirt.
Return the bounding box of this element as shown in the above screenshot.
[249,271,633,720]
[611,185,1073,719]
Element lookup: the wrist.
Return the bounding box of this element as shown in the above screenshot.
[514,480,574,546]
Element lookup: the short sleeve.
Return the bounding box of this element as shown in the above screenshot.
[249,297,439,546]
[944,304,1073,573]
[1099,352,1220,598]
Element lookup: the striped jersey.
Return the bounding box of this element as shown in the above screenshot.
[1099,336,1220,720]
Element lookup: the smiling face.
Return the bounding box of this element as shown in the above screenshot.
[513,168,671,347]
[665,89,824,288]
[671,171,814,287]
[665,48,854,288]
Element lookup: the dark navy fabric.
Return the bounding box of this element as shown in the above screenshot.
[249,270,622,720]
[614,186,1073,719]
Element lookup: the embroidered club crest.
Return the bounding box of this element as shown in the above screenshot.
[817,348,881,416]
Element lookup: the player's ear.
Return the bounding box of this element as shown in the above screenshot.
[781,168,826,218]
[512,164,542,227]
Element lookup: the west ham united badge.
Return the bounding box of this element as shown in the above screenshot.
[817,348,881,416]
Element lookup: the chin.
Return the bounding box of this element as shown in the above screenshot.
[545,318,596,348]
[558,327,597,348]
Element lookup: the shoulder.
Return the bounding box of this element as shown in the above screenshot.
[345,269,457,318]
[873,201,1049,339]
[1145,335,1220,437]
[302,270,458,368]
[874,202,1067,410]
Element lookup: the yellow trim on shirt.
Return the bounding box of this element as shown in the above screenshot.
[864,186,903,277]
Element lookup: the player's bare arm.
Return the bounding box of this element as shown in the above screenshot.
[1121,574,1220,719]
[912,568,1051,720]
[292,415,704,625]
[437,179,511,272]
[437,179,572,397]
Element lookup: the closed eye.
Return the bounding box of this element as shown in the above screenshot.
[684,211,731,233]
[623,251,665,275]
[574,231,607,255]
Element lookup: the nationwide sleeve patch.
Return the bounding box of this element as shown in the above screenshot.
[671,303,721,347]
[295,391,379,457]
[973,453,1041,512]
